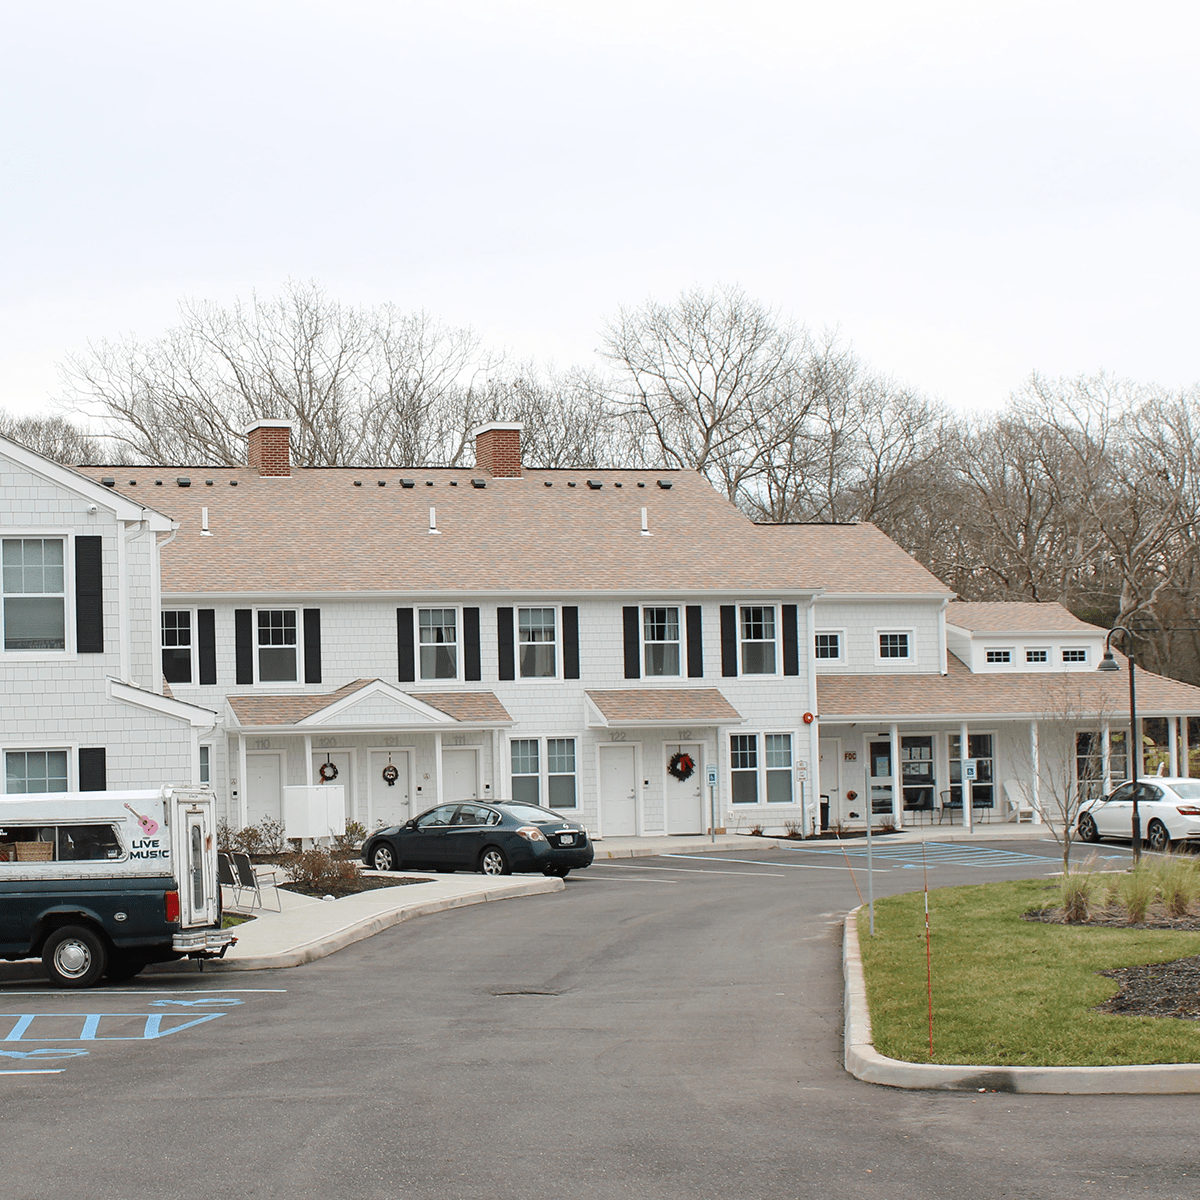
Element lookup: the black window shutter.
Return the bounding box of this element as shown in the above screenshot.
[304,609,322,683]
[720,605,738,677]
[463,607,481,681]
[397,608,415,682]
[622,606,641,679]
[78,747,106,792]
[198,609,217,685]
[497,607,515,680]
[782,604,800,676]
[235,609,253,685]
[563,606,580,679]
[74,536,103,654]
[686,605,704,678]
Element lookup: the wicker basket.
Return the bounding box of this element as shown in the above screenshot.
[15,841,54,862]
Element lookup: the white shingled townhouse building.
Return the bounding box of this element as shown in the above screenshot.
[5,420,1200,841]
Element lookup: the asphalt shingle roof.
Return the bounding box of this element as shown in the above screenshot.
[226,680,511,726]
[946,602,1101,634]
[586,688,743,725]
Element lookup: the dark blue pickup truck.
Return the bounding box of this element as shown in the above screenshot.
[0,787,234,986]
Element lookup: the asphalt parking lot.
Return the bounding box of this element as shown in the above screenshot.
[1,838,1192,1200]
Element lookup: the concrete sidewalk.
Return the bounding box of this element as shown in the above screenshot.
[211,872,564,971]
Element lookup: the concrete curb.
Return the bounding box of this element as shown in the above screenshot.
[843,906,1200,1094]
[210,876,564,971]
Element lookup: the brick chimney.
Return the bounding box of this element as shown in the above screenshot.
[245,420,293,477]
[473,422,523,478]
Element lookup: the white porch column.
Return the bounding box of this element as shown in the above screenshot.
[237,734,248,827]
[1030,720,1041,825]
[434,731,444,802]
[304,735,314,786]
[889,723,902,826]
[1101,719,1111,797]
[960,721,972,833]
[491,728,502,801]
[1169,716,1179,777]
[1184,717,1191,779]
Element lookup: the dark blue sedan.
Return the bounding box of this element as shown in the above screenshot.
[362,802,594,877]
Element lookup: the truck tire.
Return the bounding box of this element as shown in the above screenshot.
[42,925,108,989]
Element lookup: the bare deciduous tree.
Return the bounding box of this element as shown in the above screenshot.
[0,411,110,465]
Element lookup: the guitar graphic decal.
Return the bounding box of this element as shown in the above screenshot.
[124,803,159,837]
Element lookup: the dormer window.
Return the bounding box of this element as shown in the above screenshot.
[1025,648,1048,663]
[985,649,1011,664]
[1062,648,1088,664]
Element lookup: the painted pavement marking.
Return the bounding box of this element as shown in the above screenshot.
[779,841,1060,869]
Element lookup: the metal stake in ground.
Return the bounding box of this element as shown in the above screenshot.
[866,797,875,935]
[922,838,933,1060]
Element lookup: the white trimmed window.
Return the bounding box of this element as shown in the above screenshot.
[2,538,66,652]
[740,606,776,674]
[257,609,298,682]
[510,736,578,809]
[510,739,540,804]
[765,734,793,803]
[1062,648,1088,663]
[199,745,211,785]
[643,607,681,676]
[419,608,458,680]
[1025,648,1048,663]
[162,610,193,683]
[518,608,556,678]
[730,734,758,803]
[985,648,1012,664]
[877,630,912,661]
[5,749,69,794]
[814,632,842,661]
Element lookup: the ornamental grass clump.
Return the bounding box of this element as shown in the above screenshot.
[1117,867,1156,924]
[1149,853,1200,918]
[1060,870,1095,923]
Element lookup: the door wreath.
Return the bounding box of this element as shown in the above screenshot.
[668,752,696,782]
[319,760,338,782]
[382,763,399,787]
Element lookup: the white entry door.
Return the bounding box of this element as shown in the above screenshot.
[819,738,841,830]
[246,753,282,825]
[313,750,355,823]
[369,750,411,830]
[442,748,478,803]
[664,742,704,834]
[600,744,638,836]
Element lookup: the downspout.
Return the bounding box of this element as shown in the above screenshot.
[805,597,820,835]
[148,523,178,693]
[938,597,949,676]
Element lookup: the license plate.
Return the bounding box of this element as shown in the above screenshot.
[560,834,575,845]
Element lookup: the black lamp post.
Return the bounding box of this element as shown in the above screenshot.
[1097,626,1140,861]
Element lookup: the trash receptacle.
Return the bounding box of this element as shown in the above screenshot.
[819,795,830,831]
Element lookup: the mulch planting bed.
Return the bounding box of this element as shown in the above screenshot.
[1097,956,1200,1020]
[1025,905,1200,932]
[280,876,431,899]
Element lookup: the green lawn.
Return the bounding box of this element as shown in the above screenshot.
[857,879,1200,1066]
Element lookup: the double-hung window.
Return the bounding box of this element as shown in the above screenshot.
[257,610,298,682]
[162,611,193,683]
[3,538,66,652]
[730,734,759,803]
[509,737,579,808]
[5,749,69,794]
[519,608,556,677]
[419,608,457,679]
[740,606,776,674]
[643,607,681,676]
[765,734,793,803]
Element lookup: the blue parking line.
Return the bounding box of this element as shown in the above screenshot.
[780,841,1057,869]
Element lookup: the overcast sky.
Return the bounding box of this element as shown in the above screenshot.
[1,1,1197,418]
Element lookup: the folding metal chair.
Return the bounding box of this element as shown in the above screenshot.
[232,851,281,911]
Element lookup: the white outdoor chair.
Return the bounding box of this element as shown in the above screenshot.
[1002,780,1035,823]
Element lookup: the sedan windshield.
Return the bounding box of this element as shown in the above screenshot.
[502,804,571,824]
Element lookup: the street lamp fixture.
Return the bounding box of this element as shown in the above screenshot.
[1097,626,1141,861]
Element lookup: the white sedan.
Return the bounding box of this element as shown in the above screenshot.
[1078,777,1200,852]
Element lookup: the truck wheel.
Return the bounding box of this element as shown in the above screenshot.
[42,925,107,989]
[104,954,148,983]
